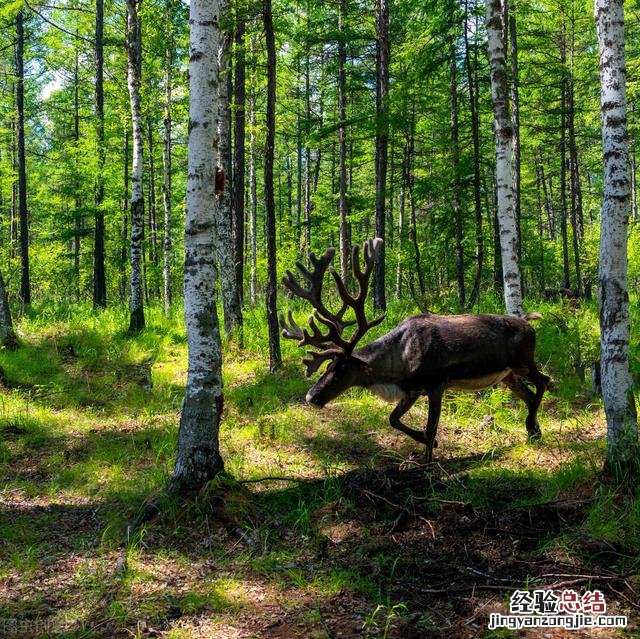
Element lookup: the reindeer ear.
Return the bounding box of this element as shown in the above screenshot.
[303,349,342,376]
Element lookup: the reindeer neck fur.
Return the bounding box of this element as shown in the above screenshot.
[352,330,408,403]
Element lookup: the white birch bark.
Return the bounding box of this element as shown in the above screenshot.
[215,8,243,338]
[486,0,523,316]
[595,0,638,470]
[126,0,145,332]
[171,0,225,490]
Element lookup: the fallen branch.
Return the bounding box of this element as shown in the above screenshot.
[543,577,623,590]
[238,475,307,484]
[541,572,632,580]
[465,566,517,584]
[420,582,518,594]
[611,584,640,610]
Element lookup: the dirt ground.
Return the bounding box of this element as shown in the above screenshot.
[2,456,638,639]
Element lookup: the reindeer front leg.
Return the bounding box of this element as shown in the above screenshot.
[389,395,427,444]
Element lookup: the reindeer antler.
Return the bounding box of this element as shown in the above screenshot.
[330,237,385,351]
[279,238,385,376]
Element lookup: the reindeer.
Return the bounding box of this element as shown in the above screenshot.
[279,238,550,462]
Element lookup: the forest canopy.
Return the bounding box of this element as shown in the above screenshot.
[0,0,637,310]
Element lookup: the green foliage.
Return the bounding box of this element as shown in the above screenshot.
[0,0,621,309]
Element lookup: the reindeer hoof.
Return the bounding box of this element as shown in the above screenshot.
[527,429,542,441]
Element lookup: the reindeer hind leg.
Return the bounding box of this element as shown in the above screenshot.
[525,365,549,439]
[504,368,548,440]
[425,388,443,463]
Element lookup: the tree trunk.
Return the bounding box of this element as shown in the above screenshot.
[537,152,555,238]
[303,52,312,259]
[450,26,464,308]
[126,0,145,332]
[233,18,246,303]
[338,0,350,281]
[534,159,546,294]
[287,157,293,236]
[373,0,389,312]
[486,0,523,316]
[559,21,571,290]
[0,269,17,349]
[162,0,173,316]
[170,0,225,492]
[147,118,159,299]
[120,128,129,303]
[464,0,483,308]
[395,145,405,299]
[216,10,243,340]
[595,0,639,472]
[296,107,303,244]
[492,177,502,291]
[73,40,82,302]
[248,36,258,306]
[567,12,583,296]
[631,141,637,223]
[407,114,424,296]
[16,11,30,307]
[388,142,394,254]
[10,116,17,260]
[264,0,281,372]
[507,1,521,267]
[93,0,107,309]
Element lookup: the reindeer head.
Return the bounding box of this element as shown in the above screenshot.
[279,238,384,408]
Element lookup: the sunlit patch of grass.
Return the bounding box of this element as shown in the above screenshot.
[206,578,249,612]
[251,549,302,577]
[7,543,42,576]
[73,557,114,596]
[307,568,377,599]
[275,565,376,601]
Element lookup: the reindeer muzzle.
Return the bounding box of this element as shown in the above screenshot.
[305,391,325,407]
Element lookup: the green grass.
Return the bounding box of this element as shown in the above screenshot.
[0,298,638,638]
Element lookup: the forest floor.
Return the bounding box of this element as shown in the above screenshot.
[0,302,639,638]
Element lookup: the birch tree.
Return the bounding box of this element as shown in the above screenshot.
[170,0,225,491]
[486,0,523,316]
[595,0,639,473]
[126,0,145,332]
